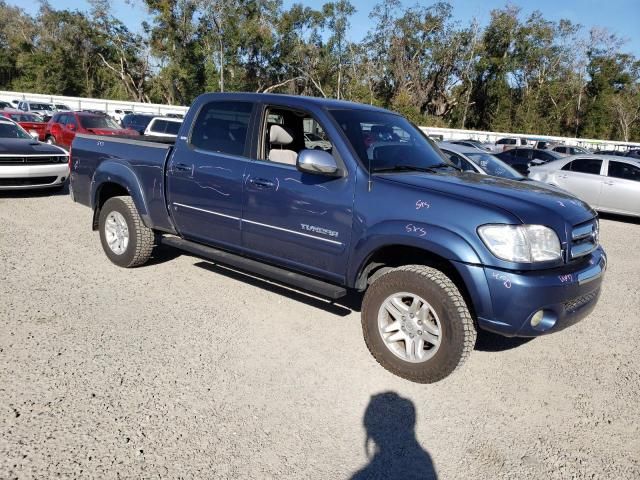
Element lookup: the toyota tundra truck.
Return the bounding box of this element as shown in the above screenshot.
[69,93,606,383]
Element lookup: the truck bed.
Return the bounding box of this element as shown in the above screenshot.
[70,134,174,231]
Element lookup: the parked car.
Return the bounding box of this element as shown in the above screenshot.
[0,101,13,110]
[70,92,606,384]
[54,103,72,111]
[0,118,69,191]
[143,116,183,139]
[495,147,564,175]
[304,132,331,150]
[449,139,493,152]
[165,113,185,119]
[111,109,134,123]
[595,149,626,156]
[551,145,590,156]
[45,111,139,149]
[533,140,558,150]
[0,111,48,141]
[438,142,525,181]
[495,137,529,151]
[529,155,640,217]
[17,101,56,119]
[121,113,155,134]
[625,149,640,160]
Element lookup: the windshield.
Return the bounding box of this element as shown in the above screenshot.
[329,109,451,172]
[0,122,32,139]
[79,115,121,129]
[31,103,54,111]
[466,152,523,180]
[305,132,323,141]
[55,104,70,110]
[9,113,41,122]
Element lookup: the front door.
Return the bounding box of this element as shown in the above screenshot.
[555,158,604,208]
[600,160,640,214]
[242,106,354,282]
[166,100,254,249]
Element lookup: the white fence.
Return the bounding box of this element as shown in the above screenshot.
[420,126,640,152]
[0,90,189,117]
[2,89,637,150]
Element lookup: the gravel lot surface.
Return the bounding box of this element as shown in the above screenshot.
[1,189,639,479]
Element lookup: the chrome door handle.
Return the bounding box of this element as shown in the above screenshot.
[250,178,275,189]
[173,163,192,172]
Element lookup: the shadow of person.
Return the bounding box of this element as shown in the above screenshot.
[350,392,437,480]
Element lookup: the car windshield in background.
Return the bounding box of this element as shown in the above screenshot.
[9,114,40,122]
[0,122,31,139]
[330,109,452,172]
[466,152,523,180]
[31,103,55,111]
[80,115,121,129]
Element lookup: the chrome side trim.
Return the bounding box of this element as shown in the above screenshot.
[243,219,343,245]
[172,202,343,246]
[172,202,240,221]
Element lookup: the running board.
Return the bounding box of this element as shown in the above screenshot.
[159,236,347,300]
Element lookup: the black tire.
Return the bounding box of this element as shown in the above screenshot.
[361,265,476,383]
[98,196,155,268]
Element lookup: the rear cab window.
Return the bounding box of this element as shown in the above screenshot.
[189,101,253,157]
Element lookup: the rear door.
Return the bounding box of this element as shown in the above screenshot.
[554,158,604,207]
[599,160,640,214]
[166,100,255,249]
[241,104,354,282]
[61,114,78,148]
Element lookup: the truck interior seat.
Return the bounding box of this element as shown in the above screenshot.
[268,124,298,165]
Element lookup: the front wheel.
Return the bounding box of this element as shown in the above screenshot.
[361,265,476,383]
[98,196,155,268]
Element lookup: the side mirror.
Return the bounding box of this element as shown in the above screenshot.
[67,124,75,131]
[297,149,339,176]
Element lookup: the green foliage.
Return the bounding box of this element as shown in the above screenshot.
[0,0,638,141]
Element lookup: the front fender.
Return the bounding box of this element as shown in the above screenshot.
[91,160,152,228]
[347,220,483,287]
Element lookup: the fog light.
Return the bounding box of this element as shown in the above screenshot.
[531,310,544,327]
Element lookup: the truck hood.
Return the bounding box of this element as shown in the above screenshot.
[380,171,595,226]
[0,138,66,155]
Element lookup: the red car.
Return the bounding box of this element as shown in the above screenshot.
[45,111,139,149]
[1,110,48,141]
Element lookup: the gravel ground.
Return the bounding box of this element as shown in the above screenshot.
[1,189,639,479]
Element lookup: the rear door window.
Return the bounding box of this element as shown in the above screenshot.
[190,102,253,156]
[562,158,603,174]
[608,161,640,181]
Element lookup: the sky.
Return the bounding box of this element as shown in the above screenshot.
[9,0,640,55]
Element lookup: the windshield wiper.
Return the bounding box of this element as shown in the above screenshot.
[373,163,460,173]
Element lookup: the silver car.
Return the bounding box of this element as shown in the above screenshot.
[438,142,524,180]
[529,154,640,217]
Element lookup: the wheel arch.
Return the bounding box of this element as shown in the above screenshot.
[91,163,151,231]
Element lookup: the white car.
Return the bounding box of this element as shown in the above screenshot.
[143,116,183,139]
[17,100,57,118]
[304,132,331,150]
[111,109,134,123]
[529,154,640,217]
[0,118,69,191]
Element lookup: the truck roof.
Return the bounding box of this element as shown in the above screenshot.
[194,92,393,114]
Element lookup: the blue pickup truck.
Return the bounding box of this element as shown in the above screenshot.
[69,93,606,383]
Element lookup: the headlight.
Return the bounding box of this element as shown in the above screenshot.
[478,224,561,263]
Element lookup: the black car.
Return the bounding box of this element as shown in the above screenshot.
[495,147,563,175]
[121,113,155,134]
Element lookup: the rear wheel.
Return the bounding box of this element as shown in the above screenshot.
[98,196,155,268]
[361,265,476,383]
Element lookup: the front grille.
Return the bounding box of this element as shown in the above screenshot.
[0,156,67,165]
[564,288,600,313]
[0,176,57,186]
[570,219,599,260]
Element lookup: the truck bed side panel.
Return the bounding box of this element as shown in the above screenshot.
[70,134,175,232]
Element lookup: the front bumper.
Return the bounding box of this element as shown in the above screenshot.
[454,246,606,337]
[0,163,69,190]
